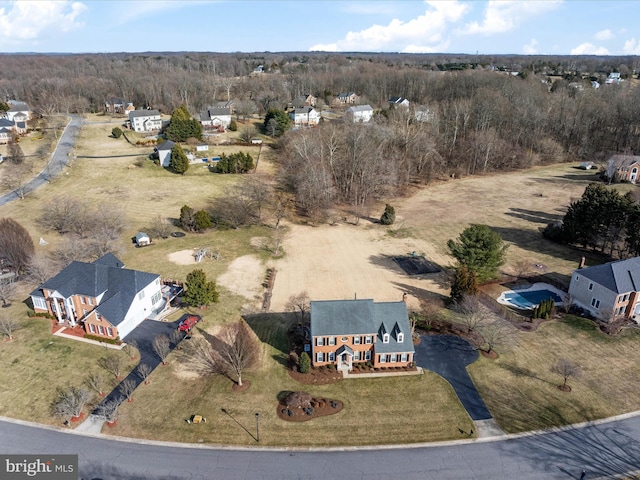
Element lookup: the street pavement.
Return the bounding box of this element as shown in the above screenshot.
[0,114,81,206]
[2,413,640,479]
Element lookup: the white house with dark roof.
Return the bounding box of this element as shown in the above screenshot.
[128,110,162,133]
[30,253,163,340]
[200,107,232,131]
[389,96,410,108]
[345,105,373,123]
[568,257,640,322]
[289,106,320,127]
[5,102,30,122]
[334,92,359,105]
[310,299,415,371]
[154,139,176,167]
[0,118,15,144]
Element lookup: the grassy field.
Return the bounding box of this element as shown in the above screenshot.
[468,316,640,433]
[109,312,473,446]
[3,115,640,444]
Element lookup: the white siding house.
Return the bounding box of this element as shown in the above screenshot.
[290,107,320,127]
[345,105,374,123]
[129,110,162,133]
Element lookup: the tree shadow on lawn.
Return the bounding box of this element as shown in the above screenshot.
[505,207,564,225]
[391,281,450,305]
[243,312,294,355]
[497,362,556,387]
[498,418,640,479]
[529,171,601,185]
[368,254,452,291]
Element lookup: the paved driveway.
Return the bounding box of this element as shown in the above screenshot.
[415,334,492,421]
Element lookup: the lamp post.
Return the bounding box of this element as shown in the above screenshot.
[255,412,260,442]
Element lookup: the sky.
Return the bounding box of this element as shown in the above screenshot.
[0,0,639,55]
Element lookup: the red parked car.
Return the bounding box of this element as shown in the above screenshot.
[178,315,201,333]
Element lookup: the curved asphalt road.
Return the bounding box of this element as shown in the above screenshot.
[2,414,640,479]
[0,114,81,206]
[415,335,492,421]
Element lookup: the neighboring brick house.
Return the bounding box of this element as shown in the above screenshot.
[568,257,640,322]
[289,106,320,127]
[333,92,359,105]
[345,105,373,123]
[310,299,415,371]
[607,154,640,184]
[292,94,317,108]
[104,98,135,114]
[30,253,164,340]
[200,107,232,131]
[128,109,162,133]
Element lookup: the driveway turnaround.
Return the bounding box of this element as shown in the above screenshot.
[2,414,640,479]
[415,334,492,421]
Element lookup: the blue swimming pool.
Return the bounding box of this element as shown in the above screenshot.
[503,289,563,309]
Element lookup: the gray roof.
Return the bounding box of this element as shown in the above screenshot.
[337,92,356,98]
[389,96,408,104]
[292,106,315,114]
[129,109,160,118]
[0,118,14,128]
[577,257,640,294]
[310,299,414,353]
[608,154,640,168]
[200,107,231,120]
[155,140,176,152]
[31,254,159,327]
[7,103,29,112]
[106,97,129,105]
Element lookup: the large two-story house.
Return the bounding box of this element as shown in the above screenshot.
[568,257,640,322]
[128,110,162,133]
[310,299,415,371]
[200,107,232,131]
[607,154,640,184]
[289,106,320,127]
[345,105,373,123]
[30,253,164,340]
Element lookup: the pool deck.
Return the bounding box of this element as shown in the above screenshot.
[497,282,567,309]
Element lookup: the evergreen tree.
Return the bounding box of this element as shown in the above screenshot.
[166,104,202,142]
[263,109,292,137]
[184,269,219,308]
[194,210,212,231]
[299,352,311,373]
[111,127,123,138]
[447,224,508,283]
[179,205,195,231]
[380,204,396,225]
[169,144,189,174]
[450,265,478,302]
[216,152,254,174]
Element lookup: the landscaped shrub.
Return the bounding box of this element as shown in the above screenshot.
[27,310,55,319]
[84,334,122,345]
[380,204,396,225]
[111,127,123,138]
[299,352,310,373]
[229,119,237,131]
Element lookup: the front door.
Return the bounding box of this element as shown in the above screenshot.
[338,353,351,371]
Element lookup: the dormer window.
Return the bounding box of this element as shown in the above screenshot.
[397,332,404,343]
[383,333,390,343]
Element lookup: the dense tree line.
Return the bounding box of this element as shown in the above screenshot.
[216,152,254,174]
[549,183,640,258]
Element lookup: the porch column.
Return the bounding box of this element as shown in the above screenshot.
[52,299,63,323]
[65,298,76,326]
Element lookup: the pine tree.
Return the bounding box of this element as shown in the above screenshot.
[299,352,311,373]
[194,210,212,231]
[184,269,219,308]
[169,144,189,174]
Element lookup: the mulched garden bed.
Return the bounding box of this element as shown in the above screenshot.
[231,380,251,393]
[288,367,343,385]
[277,397,343,422]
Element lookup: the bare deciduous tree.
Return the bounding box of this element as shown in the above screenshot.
[84,372,106,396]
[118,378,137,402]
[169,329,183,348]
[477,319,517,355]
[146,215,173,240]
[50,386,92,423]
[0,282,16,308]
[185,321,259,387]
[95,398,121,423]
[99,354,126,379]
[551,358,581,391]
[26,254,59,285]
[453,294,493,333]
[1,161,32,199]
[136,363,153,384]
[286,291,310,324]
[0,316,21,340]
[152,334,171,364]
[0,218,35,274]
[122,340,138,359]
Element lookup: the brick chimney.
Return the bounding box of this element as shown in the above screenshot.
[579,257,586,269]
[402,292,408,302]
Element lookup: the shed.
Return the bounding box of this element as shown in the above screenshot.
[154,140,176,167]
[135,232,151,247]
[196,144,209,152]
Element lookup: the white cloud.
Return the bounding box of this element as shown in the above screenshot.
[309,0,469,52]
[595,29,614,41]
[623,38,640,54]
[570,42,610,55]
[462,0,562,35]
[523,38,538,54]
[0,1,87,43]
